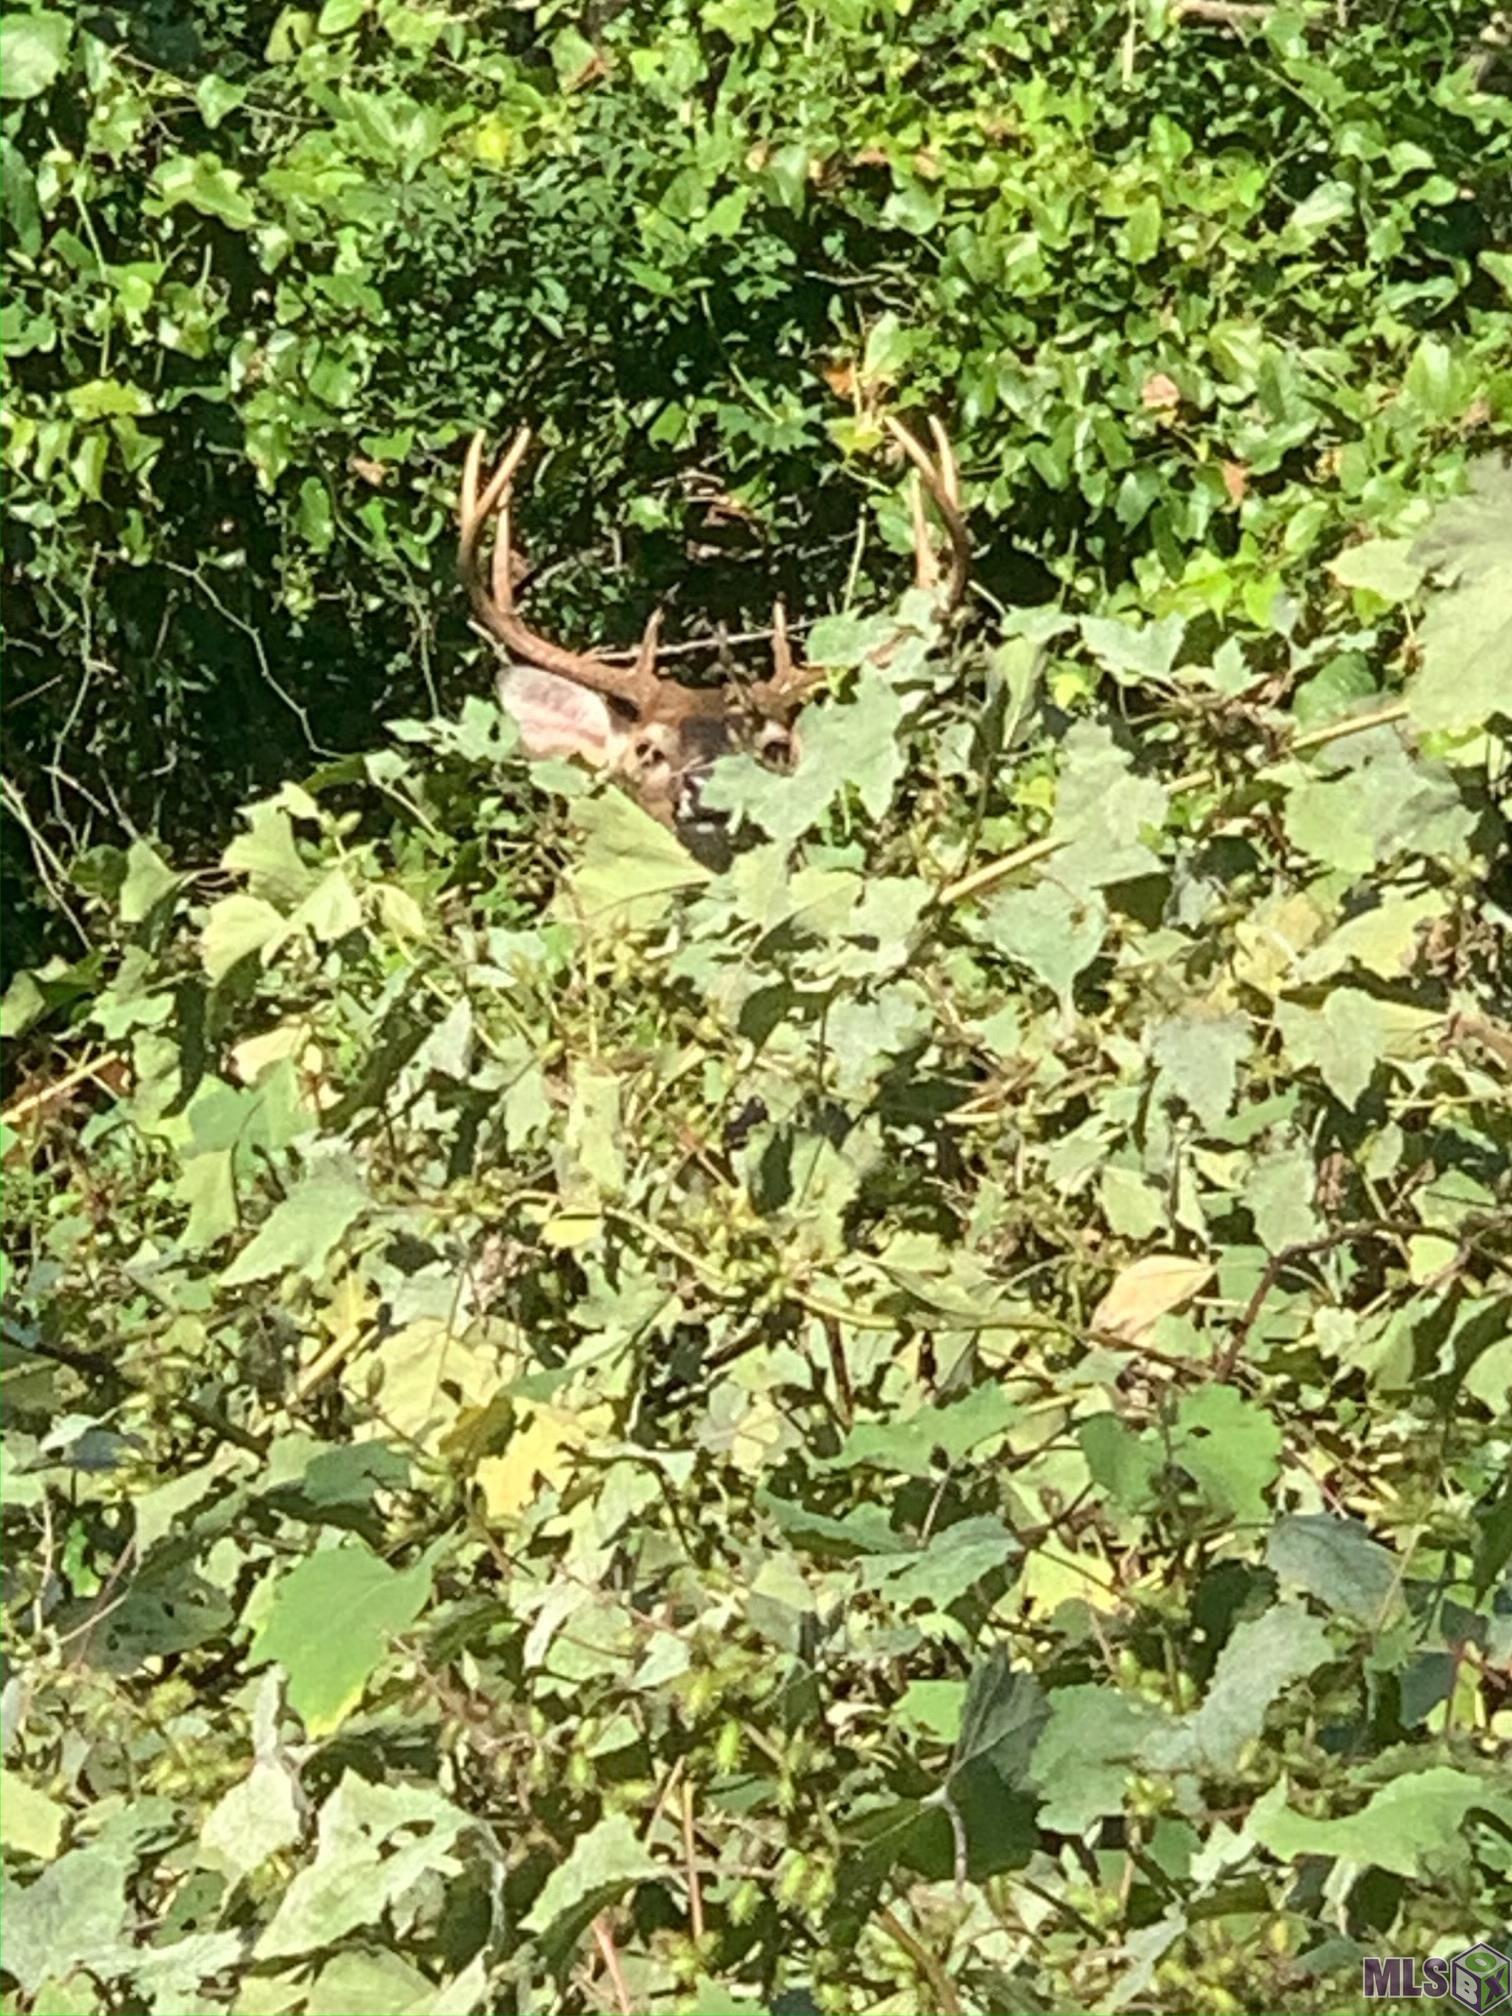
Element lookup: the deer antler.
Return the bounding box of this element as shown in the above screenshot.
[458,428,664,708]
[751,414,971,710]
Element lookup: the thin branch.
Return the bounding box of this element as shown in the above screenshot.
[592,1916,633,2016]
[874,1905,962,2016]
[681,1780,705,1943]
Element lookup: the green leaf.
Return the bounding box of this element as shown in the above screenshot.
[221,1161,370,1286]
[701,0,776,38]
[256,1771,474,1957]
[1031,1685,1163,1832]
[1149,1015,1251,1131]
[288,868,363,946]
[522,1812,659,1949]
[64,379,154,420]
[0,1768,67,1861]
[0,1847,127,1996]
[1,137,41,253]
[1407,458,1512,735]
[1079,612,1186,685]
[548,24,596,85]
[1326,537,1424,603]
[949,1649,1048,1791]
[1278,177,1354,251]
[1251,1766,1512,1880]
[317,0,369,30]
[0,11,70,100]
[1275,989,1388,1109]
[1248,1143,1323,1253]
[1146,1602,1332,1774]
[251,1546,435,1737]
[1170,1387,1281,1524]
[563,793,711,929]
[882,180,943,235]
[151,152,257,231]
[1265,1513,1404,1620]
[117,838,179,924]
[980,881,1106,1003]
[202,893,287,982]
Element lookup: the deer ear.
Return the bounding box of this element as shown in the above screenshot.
[496,667,621,767]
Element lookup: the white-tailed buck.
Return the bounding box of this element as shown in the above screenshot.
[457,417,969,835]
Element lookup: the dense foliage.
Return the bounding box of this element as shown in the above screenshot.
[5,0,1510,960]
[3,0,1512,2012]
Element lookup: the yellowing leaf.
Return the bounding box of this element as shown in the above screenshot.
[1093,1254,1213,1343]
[477,1404,611,1519]
[361,1319,498,1452]
[0,1768,67,1860]
[378,883,427,939]
[1019,1545,1121,1618]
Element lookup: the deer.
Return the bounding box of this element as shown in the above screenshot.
[457,415,970,838]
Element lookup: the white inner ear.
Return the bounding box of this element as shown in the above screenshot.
[496,667,621,768]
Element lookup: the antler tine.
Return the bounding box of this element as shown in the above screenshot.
[907,475,940,593]
[883,414,971,615]
[750,596,830,712]
[926,414,961,509]
[458,428,656,705]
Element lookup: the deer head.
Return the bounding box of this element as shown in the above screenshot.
[457,417,969,836]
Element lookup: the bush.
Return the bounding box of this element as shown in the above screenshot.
[3,3,1511,2010]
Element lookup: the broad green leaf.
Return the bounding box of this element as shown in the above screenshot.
[117,838,179,923]
[1251,1767,1512,1879]
[701,0,776,38]
[1408,457,1512,735]
[1265,1513,1404,1620]
[202,893,287,981]
[257,1772,473,1956]
[1031,1685,1164,1831]
[317,0,369,30]
[251,1546,434,1737]
[1279,178,1354,251]
[1248,1143,1323,1253]
[1149,1014,1251,1130]
[0,11,70,100]
[1079,613,1186,684]
[288,868,362,946]
[1326,537,1424,603]
[150,153,257,231]
[562,793,710,928]
[221,1162,370,1286]
[522,1812,659,1947]
[949,1649,1047,1790]
[1144,1602,1332,1774]
[1170,1386,1281,1524]
[0,1847,127,1995]
[64,379,154,420]
[979,882,1107,1002]
[1275,989,1388,1109]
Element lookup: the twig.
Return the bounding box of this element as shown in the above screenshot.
[2,1319,269,1459]
[2,1053,125,1129]
[874,1905,962,2016]
[1170,0,1276,24]
[592,1915,633,2016]
[594,617,816,664]
[1212,1220,1419,1382]
[681,1780,705,1943]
